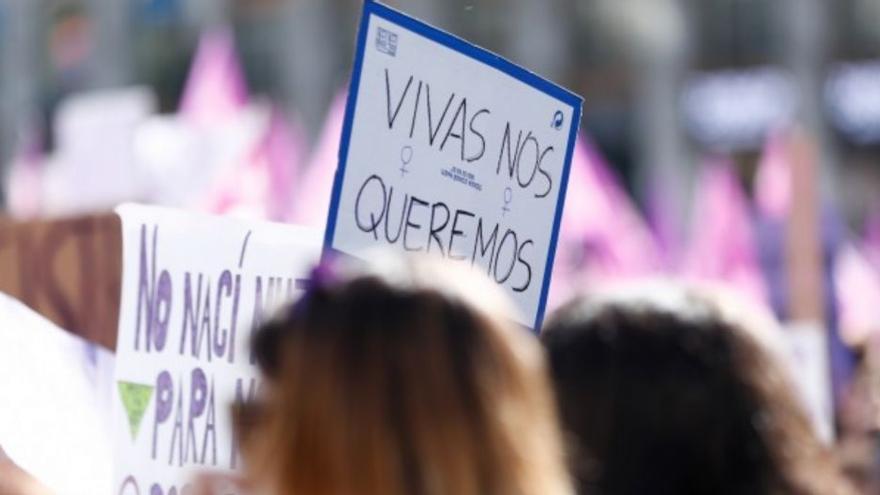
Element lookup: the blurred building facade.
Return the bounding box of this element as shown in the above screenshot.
[1,0,879,225]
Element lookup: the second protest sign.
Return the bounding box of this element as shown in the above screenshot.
[112,204,322,494]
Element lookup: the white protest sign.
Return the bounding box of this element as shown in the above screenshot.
[111,204,321,494]
[324,1,582,329]
[0,292,114,495]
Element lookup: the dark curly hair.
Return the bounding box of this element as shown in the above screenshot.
[541,287,853,495]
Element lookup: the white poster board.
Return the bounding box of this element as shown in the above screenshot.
[111,204,321,494]
[0,292,114,495]
[324,1,582,329]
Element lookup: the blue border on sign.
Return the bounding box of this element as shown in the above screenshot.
[323,0,583,330]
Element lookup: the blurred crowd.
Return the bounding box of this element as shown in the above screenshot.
[0,255,866,494]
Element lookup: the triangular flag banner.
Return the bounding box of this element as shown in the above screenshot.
[291,92,347,227]
[549,136,661,308]
[262,109,305,220]
[202,107,304,220]
[117,381,154,440]
[646,176,685,268]
[864,203,880,269]
[834,242,880,347]
[754,130,792,220]
[5,129,44,219]
[179,28,248,125]
[685,157,767,306]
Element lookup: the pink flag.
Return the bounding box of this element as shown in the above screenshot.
[260,109,305,220]
[864,203,880,269]
[549,136,661,307]
[290,93,347,228]
[834,242,880,347]
[684,157,767,305]
[5,131,44,219]
[754,130,792,220]
[179,28,248,126]
[202,108,304,220]
[646,176,685,267]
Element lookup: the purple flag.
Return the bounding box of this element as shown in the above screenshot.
[685,157,768,305]
[179,28,248,125]
[203,108,304,220]
[864,203,880,269]
[549,136,661,307]
[834,241,880,347]
[755,130,792,220]
[260,109,305,220]
[291,93,347,228]
[646,176,685,268]
[5,130,44,219]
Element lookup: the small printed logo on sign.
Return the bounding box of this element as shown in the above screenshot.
[376,27,399,56]
[551,110,564,130]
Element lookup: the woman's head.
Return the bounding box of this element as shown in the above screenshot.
[241,256,572,495]
[541,282,852,495]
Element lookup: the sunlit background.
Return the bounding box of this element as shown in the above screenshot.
[1,0,880,218]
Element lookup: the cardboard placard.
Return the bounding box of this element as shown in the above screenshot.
[0,213,121,350]
[324,1,582,329]
[111,204,321,494]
